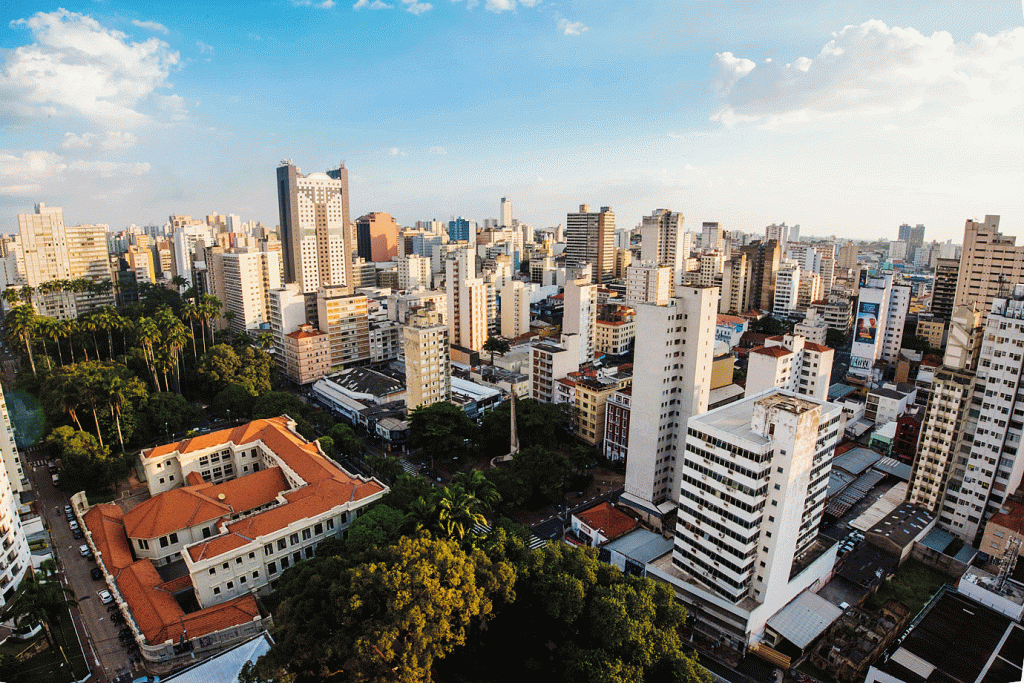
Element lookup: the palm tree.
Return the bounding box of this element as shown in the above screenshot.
[0,287,21,310]
[49,369,84,431]
[199,294,222,353]
[107,375,147,449]
[80,362,108,447]
[18,285,34,308]
[1,567,76,652]
[5,305,38,376]
[134,317,162,391]
[255,331,275,351]
[35,317,61,369]
[451,470,501,512]
[434,487,487,543]
[155,307,190,392]
[407,496,437,535]
[180,302,200,356]
[482,336,511,366]
[171,275,188,293]
[78,312,101,359]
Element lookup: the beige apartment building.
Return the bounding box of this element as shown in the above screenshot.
[317,287,370,369]
[572,371,632,446]
[954,215,1024,322]
[282,324,331,385]
[404,304,451,410]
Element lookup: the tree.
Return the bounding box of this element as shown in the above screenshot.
[138,392,205,443]
[365,454,403,486]
[107,375,148,449]
[250,535,513,683]
[211,383,257,419]
[342,504,407,556]
[478,398,571,457]
[482,336,511,366]
[451,470,500,513]
[0,567,76,653]
[251,391,305,420]
[408,402,477,466]
[5,305,38,376]
[329,422,364,459]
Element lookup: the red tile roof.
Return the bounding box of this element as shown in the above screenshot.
[83,504,135,571]
[803,342,832,353]
[576,502,639,543]
[987,497,1024,535]
[123,467,289,540]
[717,314,747,325]
[750,346,793,358]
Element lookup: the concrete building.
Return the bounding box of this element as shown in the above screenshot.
[663,390,843,646]
[739,240,781,312]
[500,197,512,227]
[268,283,308,375]
[720,253,750,314]
[0,389,27,496]
[404,303,451,410]
[746,334,834,402]
[622,286,718,524]
[773,262,801,317]
[277,162,353,321]
[172,223,213,289]
[126,244,156,284]
[317,287,370,370]
[565,204,615,284]
[563,275,597,366]
[387,289,446,325]
[837,241,858,270]
[595,305,636,356]
[931,257,960,322]
[603,388,631,462]
[500,280,531,339]
[701,221,724,252]
[530,336,582,403]
[398,254,431,291]
[355,212,399,263]
[794,307,828,345]
[66,222,115,314]
[625,261,672,306]
[571,370,632,447]
[281,324,331,385]
[0,389,37,606]
[849,273,909,381]
[640,209,688,285]
[954,215,1024,323]
[16,203,76,318]
[369,320,402,364]
[445,246,488,352]
[216,250,282,334]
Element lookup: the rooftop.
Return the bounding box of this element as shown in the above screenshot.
[767,590,843,650]
[867,502,934,552]
[575,502,639,544]
[602,528,674,564]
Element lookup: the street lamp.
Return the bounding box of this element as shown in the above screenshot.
[165,421,169,442]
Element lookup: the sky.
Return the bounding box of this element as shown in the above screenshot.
[1,1,1022,243]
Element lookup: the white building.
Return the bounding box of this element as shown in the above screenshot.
[0,391,26,493]
[745,334,834,402]
[217,250,282,334]
[625,261,673,306]
[445,246,487,351]
[849,272,909,379]
[269,283,308,373]
[794,307,828,345]
[640,209,688,285]
[658,390,843,647]
[562,275,597,366]
[530,336,582,403]
[16,203,76,318]
[172,224,213,288]
[773,262,801,317]
[500,280,531,339]
[398,254,431,291]
[0,389,30,610]
[621,286,718,525]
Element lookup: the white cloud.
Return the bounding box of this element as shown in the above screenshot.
[0,9,181,128]
[486,0,515,12]
[196,40,214,54]
[711,21,1024,129]
[0,150,67,194]
[402,0,432,14]
[67,160,151,178]
[429,146,447,154]
[389,147,407,156]
[519,0,541,6]
[292,0,335,8]
[558,19,588,36]
[451,0,480,8]
[159,94,188,121]
[131,19,169,35]
[354,0,393,8]
[61,131,138,150]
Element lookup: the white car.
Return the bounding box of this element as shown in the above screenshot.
[79,544,90,557]
[98,589,113,604]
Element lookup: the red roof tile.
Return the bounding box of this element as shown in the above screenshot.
[576,502,639,543]
[803,342,832,353]
[82,504,134,571]
[750,346,793,358]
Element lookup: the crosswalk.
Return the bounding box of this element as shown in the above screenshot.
[472,522,548,550]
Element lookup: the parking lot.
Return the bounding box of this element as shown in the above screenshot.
[26,455,141,682]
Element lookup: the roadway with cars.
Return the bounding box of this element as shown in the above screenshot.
[26,454,140,682]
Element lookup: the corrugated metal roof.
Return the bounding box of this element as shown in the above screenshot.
[766,591,844,649]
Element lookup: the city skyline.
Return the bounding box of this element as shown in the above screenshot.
[1,2,1022,240]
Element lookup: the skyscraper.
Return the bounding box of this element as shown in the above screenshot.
[500,197,512,228]
[277,161,353,321]
[356,212,399,263]
[565,204,615,284]
[404,303,451,411]
[954,215,1024,323]
[622,285,718,524]
[16,203,74,318]
[931,257,960,322]
[445,246,487,351]
[0,389,31,607]
[562,274,597,366]
[640,209,687,285]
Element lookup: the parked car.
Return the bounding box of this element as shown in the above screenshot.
[79,544,90,557]
[69,520,79,531]
[90,567,103,580]
[98,589,113,604]
[72,529,84,540]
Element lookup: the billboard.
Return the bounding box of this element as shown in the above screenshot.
[855,301,880,344]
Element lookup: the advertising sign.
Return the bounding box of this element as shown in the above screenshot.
[854,301,880,344]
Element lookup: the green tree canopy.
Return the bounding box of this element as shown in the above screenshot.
[478,398,571,457]
[408,401,478,466]
[196,344,274,397]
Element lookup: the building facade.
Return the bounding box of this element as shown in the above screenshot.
[565,204,615,284]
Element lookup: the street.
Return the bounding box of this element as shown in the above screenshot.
[25,453,137,683]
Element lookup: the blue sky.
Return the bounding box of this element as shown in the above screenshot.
[1,1,1022,242]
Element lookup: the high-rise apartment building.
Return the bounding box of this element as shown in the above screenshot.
[640,209,688,285]
[447,217,475,245]
[929,286,1024,542]
[837,241,858,270]
[701,222,723,252]
[126,245,156,284]
[445,247,487,351]
[398,254,431,291]
[277,162,353,321]
[745,334,833,402]
[625,262,673,307]
[317,287,370,370]
[898,223,925,261]
[16,203,75,318]
[269,283,308,375]
[622,286,718,523]
[356,212,399,263]
[500,280,531,339]
[931,258,960,322]
[907,305,984,517]
[404,303,451,411]
[772,262,801,316]
[281,323,331,385]
[562,275,597,366]
[671,391,843,643]
[720,253,750,314]
[955,215,1024,322]
[565,204,615,284]
[0,389,30,608]
[500,197,512,228]
[849,272,909,380]
[739,240,781,312]
[215,250,282,334]
[66,223,114,314]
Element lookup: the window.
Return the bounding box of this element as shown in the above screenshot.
[214,587,221,595]
[326,519,335,531]
[209,568,216,575]
[278,539,287,551]
[268,562,277,575]
[314,523,324,535]
[240,576,247,584]
[169,533,178,544]
[160,536,169,548]
[252,571,259,579]
[222,562,229,570]
[280,557,290,570]
[290,534,299,546]
[248,552,255,559]
[264,543,273,556]
[227,581,234,590]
